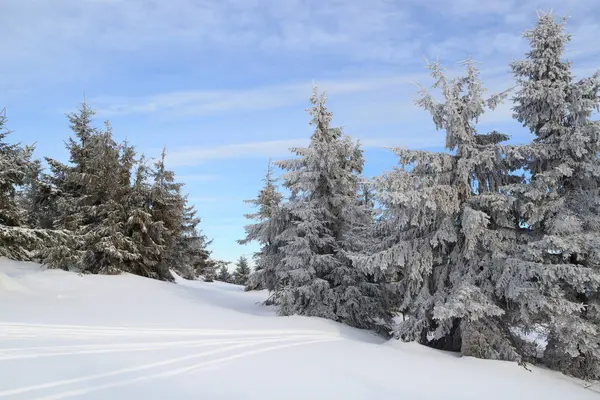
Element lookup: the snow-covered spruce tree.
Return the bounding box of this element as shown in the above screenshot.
[169,200,213,280]
[216,262,233,283]
[202,261,217,282]
[38,155,84,271]
[40,100,100,269]
[274,87,392,330]
[233,255,252,285]
[18,157,61,231]
[77,122,139,275]
[0,109,52,260]
[238,159,288,292]
[356,60,524,357]
[148,147,186,279]
[122,154,169,279]
[502,13,600,379]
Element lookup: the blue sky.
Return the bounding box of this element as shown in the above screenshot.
[1,0,599,264]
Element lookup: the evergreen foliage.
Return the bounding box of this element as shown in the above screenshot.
[3,101,216,282]
[216,262,233,283]
[355,59,521,356]
[503,12,600,380]
[0,109,52,261]
[239,159,287,292]
[233,255,252,285]
[243,87,393,330]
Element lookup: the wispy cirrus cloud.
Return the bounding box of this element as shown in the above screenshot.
[162,134,448,168]
[92,74,426,117]
[164,139,306,167]
[92,64,519,119]
[0,0,415,82]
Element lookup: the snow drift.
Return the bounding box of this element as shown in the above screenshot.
[0,258,597,399]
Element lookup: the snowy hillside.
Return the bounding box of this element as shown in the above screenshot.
[0,259,597,400]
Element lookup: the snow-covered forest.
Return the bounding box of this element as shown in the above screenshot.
[1,12,599,386]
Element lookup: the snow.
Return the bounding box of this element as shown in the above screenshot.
[0,258,597,399]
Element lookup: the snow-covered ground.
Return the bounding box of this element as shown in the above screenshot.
[0,259,597,399]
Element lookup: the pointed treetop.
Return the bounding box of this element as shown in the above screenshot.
[306,86,339,143]
[66,98,97,143]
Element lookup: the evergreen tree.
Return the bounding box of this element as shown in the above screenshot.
[216,262,233,283]
[358,60,522,357]
[77,122,138,275]
[239,159,287,292]
[273,87,392,330]
[41,100,100,269]
[58,99,100,231]
[202,259,217,282]
[149,147,186,277]
[503,13,600,379]
[169,200,213,280]
[123,154,169,279]
[18,156,70,235]
[233,255,252,285]
[0,109,49,260]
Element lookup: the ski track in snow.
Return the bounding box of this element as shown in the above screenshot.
[0,322,339,399]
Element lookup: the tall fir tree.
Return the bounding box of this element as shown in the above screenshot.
[149,147,186,278]
[41,100,101,269]
[503,13,600,379]
[169,200,213,280]
[239,159,287,292]
[273,87,392,330]
[0,109,49,260]
[123,154,169,279]
[357,60,522,357]
[77,121,138,275]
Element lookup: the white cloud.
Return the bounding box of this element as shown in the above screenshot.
[165,139,306,167]
[164,133,450,168]
[0,0,414,73]
[92,74,425,117]
[2,0,597,94]
[93,64,515,119]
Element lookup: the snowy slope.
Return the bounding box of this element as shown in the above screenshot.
[0,259,597,400]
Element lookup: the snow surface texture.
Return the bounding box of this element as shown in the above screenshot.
[0,258,597,399]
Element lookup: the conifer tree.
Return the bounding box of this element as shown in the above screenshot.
[203,261,217,282]
[503,13,600,379]
[358,60,521,357]
[169,201,213,280]
[123,154,169,279]
[77,122,138,275]
[239,159,287,292]
[18,158,60,230]
[58,99,99,230]
[0,109,48,260]
[233,255,252,285]
[273,87,392,329]
[41,100,100,269]
[216,262,233,283]
[149,147,185,276]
